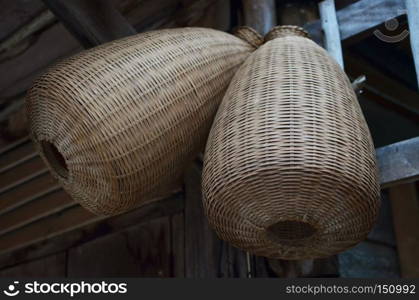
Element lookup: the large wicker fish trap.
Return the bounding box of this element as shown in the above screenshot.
[27,27,256,216]
[202,26,380,260]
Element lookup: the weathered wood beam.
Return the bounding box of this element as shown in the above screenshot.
[406,0,419,87]
[389,183,419,278]
[214,0,231,31]
[184,163,220,278]
[183,162,249,278]
[0,24,81,98]
[0,136,29,156]
[305,0,406,44]
[267,257,339,278]
[345,53,419,116]
[0,96,24,122]
[241,0,276,35]
[377,136,419,188]
[276,0,319,27]
[42,0,136,48]
[0,189,73,236]
[350,38,418,91]
[319,0,344,68]
[0,10,56,59]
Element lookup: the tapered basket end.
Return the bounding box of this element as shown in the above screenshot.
[265,25,310,41]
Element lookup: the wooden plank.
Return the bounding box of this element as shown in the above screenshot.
[0,252,66,277]
[308,257,339,277]
[0,10,56,55]
[253,255,339,278]
[170,213,185,278]
[0,193,183,269]
[241,0,276,35]
[0,173,58,214]
[122,0,179,32]
[0,145,36,173]
[367,192,397,247]
[268,257,339,278]
[377,136,419,187]
[345,53,419,115]
[0,205,103,255]
[0,136,29,156]
[339,241,399,278]
[42,0,136,48]
[276,0,319,28]
[217,241,249,278]
[407,0,419,87]
[184,163,221,278]
[305,0,406,44]
[67,217,172,277]
[350,38,418,91]
[389,183,419,278]
[359,87,419,123]
[182,163,249,278]
[0,0,45,41]
[319,0,344,68]
[253,256,273,277]
[0,189,74,236]
[0,23,81,98]
[0,157,47,193]
[214,0,231,31]
[104,192,183,230]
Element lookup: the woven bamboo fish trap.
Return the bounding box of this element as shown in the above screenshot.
[202,26,380,260]
[27,27,257,216]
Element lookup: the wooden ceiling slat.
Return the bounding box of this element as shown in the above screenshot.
[0,157,47,193]
[0,189,74,236]
[0,136,30,156]
[42,0,136,48]
[0,173,58,214]
[0,205,102,255]
[0,142,35,171]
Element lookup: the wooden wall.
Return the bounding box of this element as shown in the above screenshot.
[0,138,272,277]
[0,136,183,277]
[0,136,399,278]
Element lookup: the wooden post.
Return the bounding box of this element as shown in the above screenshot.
[42,0,136,48]
[183,162,249,278]
[241,0,276,35]
[214,0,231,31]
[0,10,56,55]
[183,162,219,278]
[276,0,318,27]
[319,0,344,68]
[406,0,419,88]
[389,183,419,278]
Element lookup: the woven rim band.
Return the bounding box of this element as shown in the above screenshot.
[233,26,264,48]
[265,25,310,41]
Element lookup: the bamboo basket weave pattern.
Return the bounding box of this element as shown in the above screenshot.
[202,26,380,260]
[27,27,255,215]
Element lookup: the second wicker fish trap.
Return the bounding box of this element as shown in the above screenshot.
[202,26,380,260]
